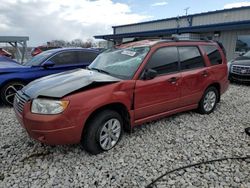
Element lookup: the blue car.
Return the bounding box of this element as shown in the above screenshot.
[0,48,100,105]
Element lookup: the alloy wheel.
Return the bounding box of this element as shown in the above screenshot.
[4,83,24,105]
[99,118,121,150]
[203,91,216,112]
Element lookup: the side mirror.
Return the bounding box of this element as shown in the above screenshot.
[239,52,245,56]
[143,69,157,80]
[43,61,55,68]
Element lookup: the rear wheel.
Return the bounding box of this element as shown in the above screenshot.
[0,81,24,105]
[198,86,219,114]
[81,110,123,155]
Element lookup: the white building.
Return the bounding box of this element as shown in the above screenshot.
[95,6,250,60]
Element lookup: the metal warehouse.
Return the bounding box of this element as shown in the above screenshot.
[96,6,250,60]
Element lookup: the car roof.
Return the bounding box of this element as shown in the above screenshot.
[118,40,160,48]
[44,47,100,54]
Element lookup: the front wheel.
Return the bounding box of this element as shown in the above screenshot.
[0,82,24,105]
[81,110,123,155]
[198,86,219,114]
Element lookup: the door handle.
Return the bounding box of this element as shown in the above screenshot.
[167,77,179,84]
[202,70,209,77]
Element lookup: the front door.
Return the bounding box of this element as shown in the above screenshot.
[134,46,181,120]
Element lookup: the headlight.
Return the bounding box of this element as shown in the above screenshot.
[31,99,69,114]
[227,61,232,72]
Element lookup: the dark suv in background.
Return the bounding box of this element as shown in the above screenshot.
[228,51,250,83]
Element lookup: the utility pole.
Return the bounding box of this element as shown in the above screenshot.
[184,7,190,16]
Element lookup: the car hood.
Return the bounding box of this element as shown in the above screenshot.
[234,56,250,61]
[0,59,29,73]
[22,68,121,99]
[231,59,250,66]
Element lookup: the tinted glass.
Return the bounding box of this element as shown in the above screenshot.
[243,51,250,57]
[77,51,98,63]
[202,45,222,65]
[236,35,250,52]
[50,51,77,65]
[146,47,179,75]
[179,46,205,71]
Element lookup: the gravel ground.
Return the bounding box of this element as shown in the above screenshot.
[0,84,250,188]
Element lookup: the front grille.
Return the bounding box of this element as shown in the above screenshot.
[231,65,250,75]
[14,92,30,114]
[231,73,250,82]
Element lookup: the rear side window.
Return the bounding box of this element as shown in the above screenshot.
[202,45,222,65]
[146,47,179,75]
[50,51,78,65]
[178,46,205,71]
[76,51,98,63]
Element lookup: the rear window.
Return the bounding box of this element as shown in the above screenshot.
[178,46,205,71]
[50,51,78,65]
[202,45,222,65]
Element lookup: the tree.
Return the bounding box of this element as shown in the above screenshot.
[71,39,84,47]
[48,40,67,47]
[45,38,96,48]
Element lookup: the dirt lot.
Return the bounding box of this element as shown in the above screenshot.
[0,84,250,187]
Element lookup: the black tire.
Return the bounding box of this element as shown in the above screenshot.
[81,109,123,155]
[245,127,250,136]
[228,77,234,83]
[0,81,25,106]
[198,86,219,114]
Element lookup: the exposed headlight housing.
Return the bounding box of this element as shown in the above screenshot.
[31,99,69,114]
[227,61,232,72]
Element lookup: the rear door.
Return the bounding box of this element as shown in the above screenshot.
[201,45,227,88]
[178,46,209,107]
[134,46,181,120]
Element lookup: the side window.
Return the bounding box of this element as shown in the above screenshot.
[50,51,77,65]
[202,45,222,65]
[146,47,179,75]
[77,51,98,63]
[178,46,205,71]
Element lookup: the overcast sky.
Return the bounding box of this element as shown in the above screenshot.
[1,0,250,46]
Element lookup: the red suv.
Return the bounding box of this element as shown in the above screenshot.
[31,46,61,56]
[14,39,229,154]
[0,48,12,58]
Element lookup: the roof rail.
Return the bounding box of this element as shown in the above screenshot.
[116,36,214,46]
[166,36,212,42]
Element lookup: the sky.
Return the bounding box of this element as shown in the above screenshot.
[1,0,250,46]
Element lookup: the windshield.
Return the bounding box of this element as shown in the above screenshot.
[23,50,54,66]
[243,51,250,57]
[89,46,150,79]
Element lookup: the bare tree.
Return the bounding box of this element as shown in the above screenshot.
[71,39,84,47]
[46,38,96,48]
[48,40,67,47]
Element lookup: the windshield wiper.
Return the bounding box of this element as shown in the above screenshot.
[88,67,111,75]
